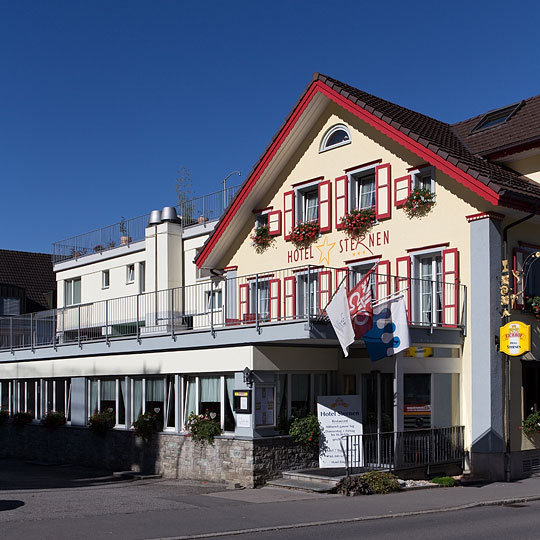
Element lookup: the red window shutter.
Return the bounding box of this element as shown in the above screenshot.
[283,191,295,241]
[376,260,391,302]
[318,270,332,315]
[268,210,282,236]
[376,163,391,220]
[269,279,281,320]
[513,248,526,309]
[318,180,332,233]
[336,267,350,292]
[394,175,411,208]
[239,283,250,321]
[396,256,411,318]
[442,248,459,327]
[283,276,296,319]
[335,176,348,229]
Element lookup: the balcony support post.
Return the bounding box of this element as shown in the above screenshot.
[210,281,215,338]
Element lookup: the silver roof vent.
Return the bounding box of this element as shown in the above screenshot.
[161,206,180,223]
[148,210,162,226]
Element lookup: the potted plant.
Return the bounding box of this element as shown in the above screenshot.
[341,208,377,240]
[404,188,436,218]
[250,224,276,254]
[42,411,66,429]
[521,410,540,438]
[93,244,104,253]
[184,410,223,445]
[290,220,320,249]
[525,296,540,320]
[133,410,162,441]
[119,217,131,245]
[12,411,33,427]
[288,413,320,451]
[88,409,115,435]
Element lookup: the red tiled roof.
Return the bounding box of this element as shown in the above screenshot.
[0,249,56,312]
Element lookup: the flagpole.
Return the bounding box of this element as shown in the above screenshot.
[372,288,409,307]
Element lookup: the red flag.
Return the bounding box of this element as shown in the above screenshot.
[347,271,373,339]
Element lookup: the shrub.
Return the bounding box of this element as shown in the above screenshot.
[290,220,320,249]
[250,225,276,254]
[0,409,9,425]
[12,411,34,427]
[42,411,66,429]
[88,409,115,435]
[185,411,223,445]
[336,475,373,496]
[404,188,435,218]
[521,410,540,438]
[362,471,400,494]
[341,208,376,240]
[288,413,320,450]
[133,411,162,441]
[525,296,540,320]
[431,476,455,487]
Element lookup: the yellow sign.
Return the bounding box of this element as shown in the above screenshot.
[500,321,531,357]
[405,347,434,357]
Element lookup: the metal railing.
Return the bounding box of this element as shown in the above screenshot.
[52,184,241,264]
[341,426,465,475]
[0,266,466,353]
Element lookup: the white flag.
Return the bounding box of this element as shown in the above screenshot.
[327,284,355,357]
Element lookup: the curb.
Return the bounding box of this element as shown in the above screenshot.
[150,495,540,540]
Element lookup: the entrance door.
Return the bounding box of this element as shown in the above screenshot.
[362,373,394,434]
[403,374,431,430]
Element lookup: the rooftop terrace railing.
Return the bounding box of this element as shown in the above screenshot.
[0,266,466,354]
[52,184,241,264]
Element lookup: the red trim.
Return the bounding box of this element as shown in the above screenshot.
[407,163,431,172]
[283,276,296,319]
[283,190,295,241]
[466,211,505,222]
[196,80,502,268]
[344,159,382,173]
[318,270,332,315]
[223,266,238,272]
[269,278,281,320]
[376,260,390,301]
[292,265,323,273]
[335,176,348,230]
[268,210,282,236]
[335,267,350,292]
[291,176,324,188]
[442,248,459,327]
[252,206,273,214]
[406,242,450,253]
[246,273,275,281]
[344,254,382,265]
[239,283,250,320]
[318,180,332,233]
[375,163,391,220]
[394,174,411,208]
[518,241,540,249]
[395,256,411,318]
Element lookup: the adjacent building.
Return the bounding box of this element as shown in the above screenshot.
[1,74,539,485]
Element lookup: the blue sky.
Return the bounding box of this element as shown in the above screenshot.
[2,0,540,253]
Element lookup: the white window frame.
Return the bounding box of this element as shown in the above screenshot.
[348,165,377,212]
[205,288,223,312]
[249,277,271,321]
[410,166,435,193]
[295,270,319,317]
[319,124,351,152]
[64,277,81,306]
[102,270,110,289]
[126,264,135,284]
[348,259,378,299]
[295,180,320,223]
[254,210,270,229]
[411,248,444,325]
[139,262,146,293]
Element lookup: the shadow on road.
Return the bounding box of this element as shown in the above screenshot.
[0,500,25,511]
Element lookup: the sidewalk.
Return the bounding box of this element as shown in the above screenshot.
[2,459,540,540]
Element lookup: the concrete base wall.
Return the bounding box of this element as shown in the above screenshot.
[470,451,506,481]
[0,424,317,487]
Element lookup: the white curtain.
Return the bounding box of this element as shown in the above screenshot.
[101,380,115,401]
[200,376,220,402]
[133,379,142,421]
[185,377,196,417]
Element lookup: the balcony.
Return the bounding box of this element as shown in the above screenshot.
[51,184,241,264]
[0,266,466,359]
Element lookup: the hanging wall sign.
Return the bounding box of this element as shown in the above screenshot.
[500,321,531,357]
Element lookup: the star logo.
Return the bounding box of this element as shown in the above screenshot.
[315,236,336,265]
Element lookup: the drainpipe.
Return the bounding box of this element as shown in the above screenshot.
[501,205,537,482]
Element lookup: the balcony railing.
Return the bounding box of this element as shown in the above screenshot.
[340,426,465,475]
[51,184,241,264]
[0,266,466,353]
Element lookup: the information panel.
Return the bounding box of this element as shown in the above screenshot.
[254,386,275,427]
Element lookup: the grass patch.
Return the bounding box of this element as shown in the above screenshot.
[431,476,456,487]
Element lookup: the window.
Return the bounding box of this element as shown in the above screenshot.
[255,212,269,228]
[296,186,319,222]
[206,289,223,311]
[415,254,443,325]
[139,262,146,293]
[296,272,318,317]
[0,297,20,315]
[102,270,110,289]
[412,167,435,193]
[320,124,351,152]
[126,264,135,284]
[250,280,270,320]
[523,362,540,416]
[65,278,81,306]
[349,263,377,300]
[470,102,522,133]
[350,169,376,210]
[89,378,126,426]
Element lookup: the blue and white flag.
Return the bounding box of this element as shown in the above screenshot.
[363,295,410,362]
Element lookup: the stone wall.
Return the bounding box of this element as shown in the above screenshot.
[0,424,316,487]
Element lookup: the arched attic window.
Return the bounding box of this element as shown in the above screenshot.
[320,124,351,152]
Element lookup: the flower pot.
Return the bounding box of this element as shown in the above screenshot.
[120,236,132,245]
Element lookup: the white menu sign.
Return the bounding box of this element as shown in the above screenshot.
[317,395,362,468]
